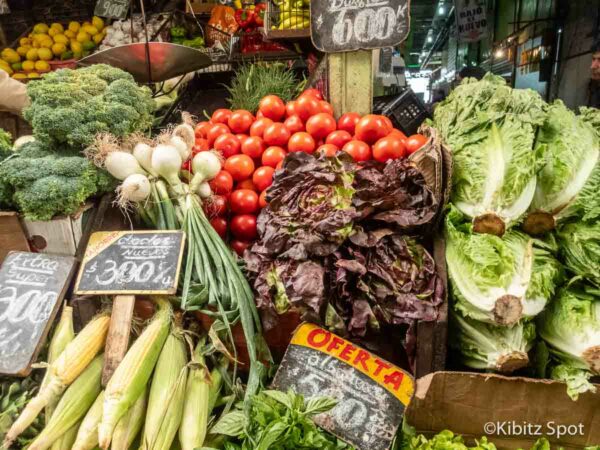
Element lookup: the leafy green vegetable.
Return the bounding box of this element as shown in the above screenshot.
[445,207,563,325]
[557,221,600,287]
[433,73,547,235]
[537,282,600,400]
[525,102,600,234]
[0,128,13,208]
[0,128,11,154]
[211,389,353,449]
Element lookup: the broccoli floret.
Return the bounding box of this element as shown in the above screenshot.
[0,153,115,220]
[24,64,155,149]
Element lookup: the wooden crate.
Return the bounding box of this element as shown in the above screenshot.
[185,0,216,14]
[0,111,32,139]
[0,211,30,263]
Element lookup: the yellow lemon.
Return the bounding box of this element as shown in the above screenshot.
[93,33,105,45]
[48,27,60,37]
[82,21,92,28]
[64,30,75,39]
[2,49,20,63]
[39,39,53,49]
[0,64,13,75]
[19,37,31,46]
[53,34,68,44]
[32,40,40,48]
[76,31,91,43]
[37,48,52,61]
[50,23,64,32]
[92,16,104,30]
[26,48,38,61]
[51,43,66,56]
[33,23,49,34]
[16,46,30,57]
[70,41,82,53]
[12,73,27,80]
[33,33,49,42]
[68,21,80,33]
[27,72,40,79]
[22,60,35,71]
[34,60,50,71]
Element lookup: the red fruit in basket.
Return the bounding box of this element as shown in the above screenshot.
[389,128,408,141]
[337,112,361,135]
[211,109,232,124]
[230,214,258,240]
[237,179,257,191]
[213,133,240,158]
[204,195,228,218]
[207,123,231,146]
[300,88,324,101]
[286,101,298,117]
[316,144,339,157]
[295,95,320,122]
[252,166,275,192]
[325,130,352,149]
[241,136,266,159]
[354,115,389,144]
[231,239,251,257]
[306,113,337,141]
[210,217,228,239]
[381,115,394,133]
[343,140,371,162]
[319,101,334,116]
[230,189,259,214]
[195,121,212,138]
[263,123,291,147]
[209,170,234,195]
[261,146,287,168]
[249,117,274,138]
[228,110,255,134]
[288,132,316,154]
[372,135,406,162]
[259,95,286,121]
[259,190,268,208]
[405,134,429,155]
[224,154,255,181]
[284,115,304,134]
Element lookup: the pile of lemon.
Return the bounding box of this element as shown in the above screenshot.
[0,16,107,80]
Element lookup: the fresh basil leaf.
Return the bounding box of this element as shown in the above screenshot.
[211,410,246,437]
[304,396,338,416]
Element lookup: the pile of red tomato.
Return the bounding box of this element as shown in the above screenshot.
[187,89,429,256]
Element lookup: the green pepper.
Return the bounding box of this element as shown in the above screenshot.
[170,26,187,38]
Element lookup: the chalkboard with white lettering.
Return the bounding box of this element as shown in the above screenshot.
[75,231,185,295]
[0,252,76,376]
[94,0,129,19]
[311,0,411,53]
[272,323,414,450]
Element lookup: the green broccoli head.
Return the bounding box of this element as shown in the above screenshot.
[24,64,155,149]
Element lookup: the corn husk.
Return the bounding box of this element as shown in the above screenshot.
[49,419,80,450]
[3,314,109,448]
[111,387,147,450]
[207,358,228,413]
[71,391,104,450]
[98,298,171,449]
[27,354,104,450]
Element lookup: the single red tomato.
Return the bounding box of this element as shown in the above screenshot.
[354,115,390,144]
[337,112,361,135]
[405,134,429,155]
[286,101,298,117]
[343,140,372,162]
[380,115,394,134]
[295,95,320,122]
[210,217,228,239]
[249,117,274,138]
[193,138,209,154]
[230,214,258,240]
[319,101,334,115]
[211,109,232,124]
[235,133,248,145]
[276,160,284,170]
[325,130,352,149]
[252,166,275,192]
[300,88,324,100]
[284,115,304,134]
[213,133,240,158]
[237,178,257,191]
[372,135,407,162]
[288,132,316,153]
[259,190,268,208]
[241,136,266,159]
[224,154,255,181]
[317,143,339,157]
[228,110,255,134]
[306,113,337,141]
[262,146,287,168]
[259,95,286,121]
[204,195,228,218]
[389,128,408,140]
[263,123,291,147]
[231,239,251,256]
[209,170,234,195]
[230,189,259,214]
[195,121,212,138]
[207,123,231,146]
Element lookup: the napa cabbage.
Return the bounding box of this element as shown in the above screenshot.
[557,221,600,288]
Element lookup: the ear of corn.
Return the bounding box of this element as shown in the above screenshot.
[98,298,171,450]
[207,358,229,414]
[141,328,188,450]
[71,390,104,450]
[3,314,110,448]
[50,419,80,450]
[111,386,147,450]
[179,341,210,450]
[43,304,75,423]
[27,354,104,450]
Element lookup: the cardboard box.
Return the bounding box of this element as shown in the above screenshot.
[405,372,600,449]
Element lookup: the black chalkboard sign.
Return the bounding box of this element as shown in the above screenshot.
[94,0,129,19]
[272,323,414,450]
[0,252,76,376]
[311,0,411,53]
[74,231,185,295]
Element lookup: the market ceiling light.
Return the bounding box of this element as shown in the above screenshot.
[438,5,445,15]
[495,48,504,58]
[427,36,434,43]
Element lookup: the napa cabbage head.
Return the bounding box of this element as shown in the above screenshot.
[445,207,563,325]
[557,221,600,287]
[525,103,600,234]
[434,73,547,235]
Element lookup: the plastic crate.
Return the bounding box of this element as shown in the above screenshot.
[373,89,432,137]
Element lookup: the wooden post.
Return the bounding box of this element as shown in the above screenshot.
[101,295,135,386]
[328,50,374,118]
